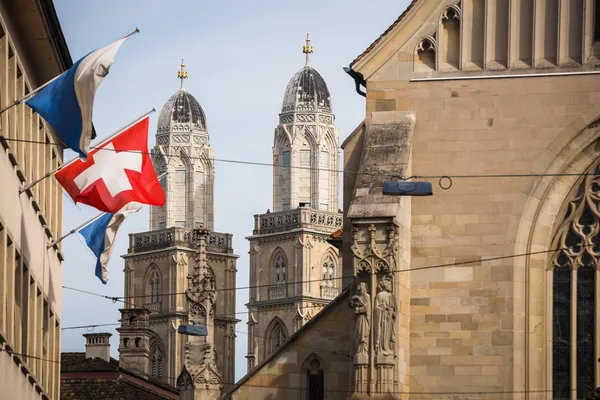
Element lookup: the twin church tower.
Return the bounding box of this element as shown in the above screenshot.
[118,35,342,394]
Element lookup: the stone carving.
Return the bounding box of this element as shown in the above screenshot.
[296,114,316,122]
[348,282,371,355]
[256,208,342,235]
[319,115,333,124]
[132,227,230,252]
[373,275,397,357]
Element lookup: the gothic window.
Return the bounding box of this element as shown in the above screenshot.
[151,342,164,380]
[274,253,286,284]
[149,268,160,303]
[321,255,335,287]
[266,318,288,354]
[551,162,599,399]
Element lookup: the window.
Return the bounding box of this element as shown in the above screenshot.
[151,347,163,379]
[149,269,160,303]
[266,319,288,354]
[282,151,291,167]
[551,164,598,399]
[274,253,286,284]
[321,255,335,287]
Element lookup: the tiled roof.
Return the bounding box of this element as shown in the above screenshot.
[349,0,420,67]
[61,378,176,400]
[331,227,343,239]
[60,353,179,400]
[61,352,120,373]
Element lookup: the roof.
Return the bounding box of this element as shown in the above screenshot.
[281,65,332,114]
[61,352,120,373]
[349,0,419,67]
[331,227,343,239]
[60,353,179,400]
[157,89,208,135]
[222,284,352,399]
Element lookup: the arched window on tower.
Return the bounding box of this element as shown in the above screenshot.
[320,255,335,288]
[150,340,164,380]
[174,168,187,227]
[274,253,286,284]
[149,269,161,304]
[266,318,288,354]
[550,160,599,399]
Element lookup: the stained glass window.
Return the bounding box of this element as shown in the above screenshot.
[551,162,599,399]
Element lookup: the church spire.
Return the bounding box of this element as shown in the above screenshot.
[177,58,188,91]
[302,33,314,67]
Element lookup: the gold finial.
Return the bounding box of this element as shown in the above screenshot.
[177,58,188,90]
[302,33,314,66]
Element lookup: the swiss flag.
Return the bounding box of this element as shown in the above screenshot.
[56,116,166,213]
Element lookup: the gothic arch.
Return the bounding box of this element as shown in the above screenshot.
[265,317,288,355]
[512,111,600,394]
[144,264,163,305]
[150,335,166,380]
[320,250,338,288]
[269,248,288,285]
[301,353,325,400]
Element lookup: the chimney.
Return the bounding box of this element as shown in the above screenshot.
[83,333,112,361]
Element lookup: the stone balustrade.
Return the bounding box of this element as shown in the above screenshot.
[268,285,287,300]
[253,208,342,235]
[128,227,233,254]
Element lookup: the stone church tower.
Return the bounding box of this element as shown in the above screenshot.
[118,61,238,392]
[245,36,343,371]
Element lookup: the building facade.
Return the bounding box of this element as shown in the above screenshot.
[119,64,238,391]
[245,36,343,371]
[0,1,70,399]
[226,1,600,399]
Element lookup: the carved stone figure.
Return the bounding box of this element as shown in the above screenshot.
[349,282,371,355]
[373,275,397,357]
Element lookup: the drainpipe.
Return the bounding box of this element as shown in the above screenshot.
[343,66,366,97]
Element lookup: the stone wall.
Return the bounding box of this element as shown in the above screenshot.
[226,290,354,400]
[364,73,600,398]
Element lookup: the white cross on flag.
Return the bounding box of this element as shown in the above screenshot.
[56,116,165,213]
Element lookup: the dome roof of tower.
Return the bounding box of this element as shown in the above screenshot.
[281,66,332,114]
[157,89,207,134]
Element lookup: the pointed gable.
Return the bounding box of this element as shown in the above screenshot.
[348,0,598,82]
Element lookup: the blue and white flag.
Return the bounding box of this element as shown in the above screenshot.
[79,202,142,284]
[26,36,131,158]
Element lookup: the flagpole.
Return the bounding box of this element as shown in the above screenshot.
[19,107,155,195]
[0,27,140,118]
[46,172,167,249]
[47,212,106,248]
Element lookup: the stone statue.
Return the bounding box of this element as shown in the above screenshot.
[349,282,370,355]
[373,275,396,357]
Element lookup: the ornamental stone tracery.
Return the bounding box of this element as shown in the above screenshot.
[550,158,600,399]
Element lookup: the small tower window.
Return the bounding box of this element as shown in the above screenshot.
[274,253,286,284]
[321,255,335,287]
[149,269,160,303]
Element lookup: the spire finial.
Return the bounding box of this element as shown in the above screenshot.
[302,33,314,66]
[177,58,188,91]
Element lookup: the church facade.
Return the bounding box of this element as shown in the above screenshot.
[245,36,343,371]
[226,1,600,399]
[118,62,238,392]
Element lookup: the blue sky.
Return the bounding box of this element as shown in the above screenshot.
[56,0,410,381]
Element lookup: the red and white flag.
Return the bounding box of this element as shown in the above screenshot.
[56,116,166,213]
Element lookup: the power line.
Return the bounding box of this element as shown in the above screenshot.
[63,243,579,302]
[2,135,599,182]
[0,345,572,398]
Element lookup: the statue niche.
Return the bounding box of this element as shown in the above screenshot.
[373,274,396,357]
[349,281,370,356]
